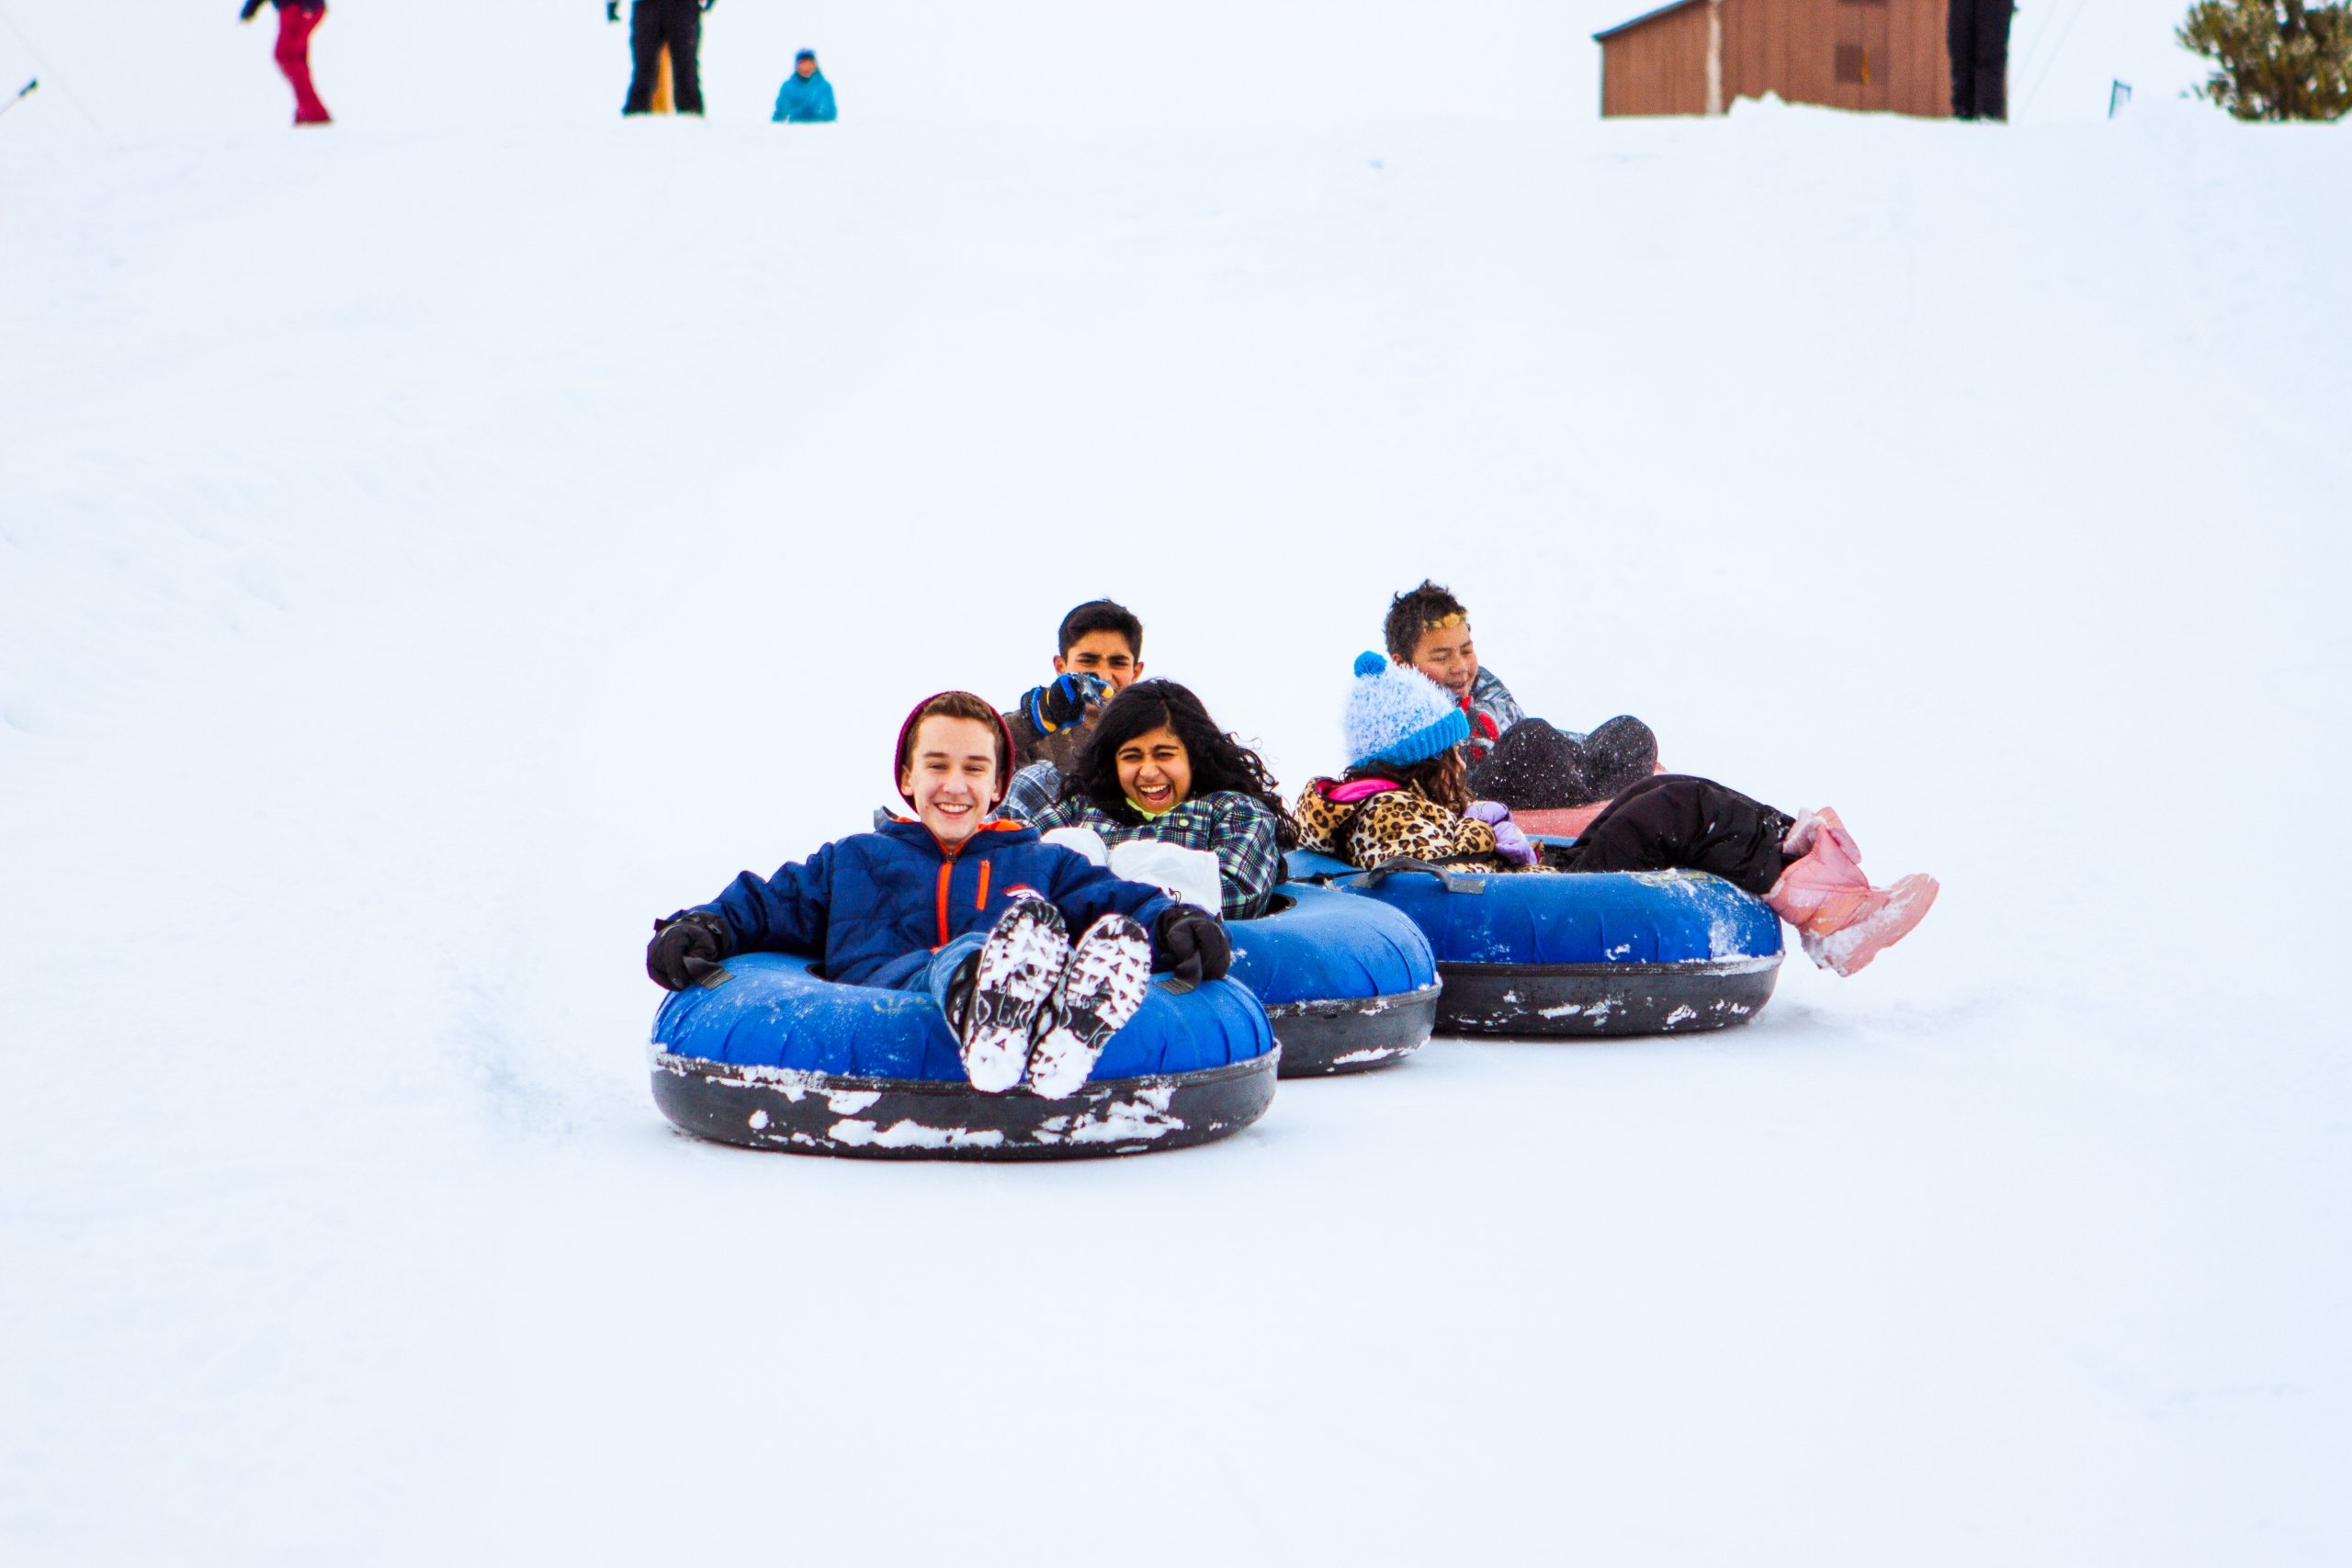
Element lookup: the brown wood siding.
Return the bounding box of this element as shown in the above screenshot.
[1884,0,1951,115]
[1600,2,1716,118]
[1603,0,1951,118]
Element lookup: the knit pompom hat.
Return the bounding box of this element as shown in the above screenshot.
[1343,650,1471,770]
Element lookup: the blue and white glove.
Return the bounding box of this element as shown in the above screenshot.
[1028,671,1109,732]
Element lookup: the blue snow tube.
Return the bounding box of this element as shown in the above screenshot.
[649,953,1276,1160]
[1287,846,1783,1036]
[1227,883,1441,1076]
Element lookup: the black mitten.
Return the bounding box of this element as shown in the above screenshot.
[647,910,731,990]
[1154,906,1231,984]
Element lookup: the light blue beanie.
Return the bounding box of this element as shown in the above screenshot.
[1343,650,1471,770]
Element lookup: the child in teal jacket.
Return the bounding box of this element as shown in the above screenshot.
[773,51,837,121]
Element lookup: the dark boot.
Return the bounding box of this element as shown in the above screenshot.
[1577,716,1660,802]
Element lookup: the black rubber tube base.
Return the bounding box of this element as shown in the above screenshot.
[1435,956,1781,1036]
[1265,984,1442,1077]
[650,1050,1278,1160]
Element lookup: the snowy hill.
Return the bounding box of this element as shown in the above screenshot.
[3,3,2348,1563]
[0,0,2239,133]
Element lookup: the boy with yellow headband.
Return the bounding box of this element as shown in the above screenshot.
[1383,580,1659,816]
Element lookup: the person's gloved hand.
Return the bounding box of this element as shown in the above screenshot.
[1464,800,1511,825]
[699,0,716,12]
[605,1,619,22]
[647,910,731,990]
[241,0,266,21]
[1490,819,1539,868]
[1155,906,1230,983]
[1029,671,1109,731]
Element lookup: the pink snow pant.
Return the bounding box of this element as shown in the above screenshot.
[275,5,332,125]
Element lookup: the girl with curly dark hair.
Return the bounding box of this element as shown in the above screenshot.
[1025,680,1294,920]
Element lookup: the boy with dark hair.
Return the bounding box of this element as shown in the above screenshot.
[645,689,1229,1097]
[1384,580,1659,813]
[1001,599,1147,820]
[1383,581,1521,756]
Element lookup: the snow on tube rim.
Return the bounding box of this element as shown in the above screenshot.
[652,951,1273,1080]
[1427,957,1781,1035]
[646,951,1277,1158]
[1254,976,1443,1075]
[1286,849,1784,1037]
[1257,981,1447,1013]
[1228,881,1442,1077]
[650,1047,1278,1161]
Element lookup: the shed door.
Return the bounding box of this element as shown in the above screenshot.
[1837,0,1893,112]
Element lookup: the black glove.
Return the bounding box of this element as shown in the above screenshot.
[241,0,266,20]
[647,910,731,990]
[700,0,716,12]
[605,1,619,22]
[1028,671,1109,732]
[1155,906,1230,984]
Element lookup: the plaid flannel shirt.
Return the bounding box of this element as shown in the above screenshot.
[1000,760,1064,825]
[1026,790,1283,920]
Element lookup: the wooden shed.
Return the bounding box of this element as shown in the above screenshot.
[1596,0,1953,118]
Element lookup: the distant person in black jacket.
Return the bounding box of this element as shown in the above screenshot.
[238,0,331,126]
[1948,0,2015,120]
[611,0,712,117]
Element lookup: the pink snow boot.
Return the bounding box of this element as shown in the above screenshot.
[1762,807,1939,976]
[1806,874,1939,977]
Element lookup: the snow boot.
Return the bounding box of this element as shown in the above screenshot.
[959,892,1070,1094]
[1806,873,1939,977]
[1763,807,1870,931]
[1763,807,1939,976]
[1026,913,1152,1099]
[1780,806,1858,864]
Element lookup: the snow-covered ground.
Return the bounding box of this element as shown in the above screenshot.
[4,4,2347,1563]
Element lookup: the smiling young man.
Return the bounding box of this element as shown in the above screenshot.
[1001,599,1147,820]
[1385,580,1660,815]
[1383,581,1523,762]
[643,690,1230,1096]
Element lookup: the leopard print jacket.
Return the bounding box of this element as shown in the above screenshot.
[1290,779,1500,871]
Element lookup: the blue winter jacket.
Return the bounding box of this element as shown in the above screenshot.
[773,72,837,123]
[696,817,1174,988]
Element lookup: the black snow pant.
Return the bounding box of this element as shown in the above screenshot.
[1468,715,1660,810]
[1549,774,1794,897]
[1947,0,2013,120]
[624,0,704,116]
